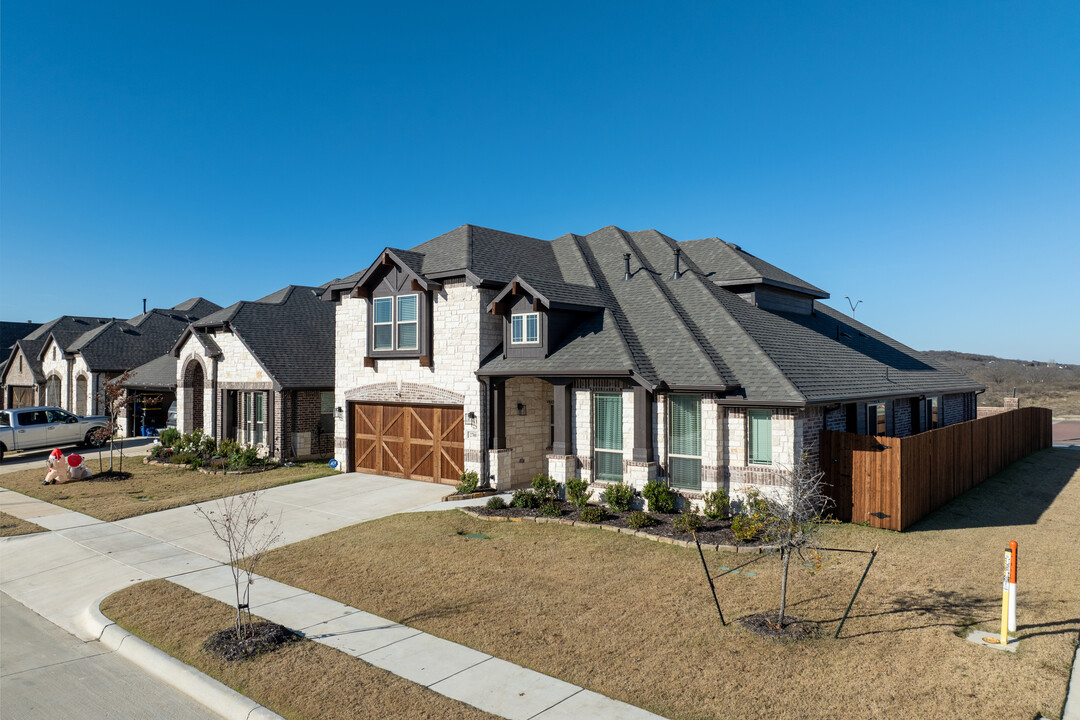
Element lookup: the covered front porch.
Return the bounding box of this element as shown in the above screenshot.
[483,374,659,492]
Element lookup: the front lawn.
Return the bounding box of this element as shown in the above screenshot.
[0,511,47,536]
[0,460,335,522]
[102,580,497,720]
[257,448,1080,720]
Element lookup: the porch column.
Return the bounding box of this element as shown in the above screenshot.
[489,377,507,450]
[632,385,654,462]
[551,381,573,456]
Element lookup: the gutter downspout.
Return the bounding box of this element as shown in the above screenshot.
[210,357,218,438]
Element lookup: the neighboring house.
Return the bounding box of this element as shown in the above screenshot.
[0,321,42,401]
[324,224,982,500]
[2,316,112,410]
[172,285,336,461]
[28,299,221,424]
[0,300,219,415]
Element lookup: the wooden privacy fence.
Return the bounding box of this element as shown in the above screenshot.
[820,407,1053,531]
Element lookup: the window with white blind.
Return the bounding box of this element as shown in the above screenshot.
[668,395,702,490]
[240,392,266,446]
[372,294,419,352]
[593,393,623,482]
[748,409,772,465]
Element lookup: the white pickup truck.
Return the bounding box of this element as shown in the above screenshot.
[0,406,110,463]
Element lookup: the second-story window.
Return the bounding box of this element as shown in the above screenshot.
[511,312,540,344]
[372,294,419,352]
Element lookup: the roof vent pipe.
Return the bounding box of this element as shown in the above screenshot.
[623,253,632,281]
[670,247,682,281]
[142,298,147,314]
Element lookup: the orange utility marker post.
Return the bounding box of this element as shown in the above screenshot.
[984,543,1016,646]
[1008,541,1018,633]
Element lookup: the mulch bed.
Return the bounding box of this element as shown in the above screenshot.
[203,622,299,661]
[471,502,769,549]
[738,611,823,640]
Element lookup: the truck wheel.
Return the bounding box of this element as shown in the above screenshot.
[0,445,5,463]
[85,431,106,448]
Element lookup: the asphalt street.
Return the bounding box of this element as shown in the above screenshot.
[0,591,220,720]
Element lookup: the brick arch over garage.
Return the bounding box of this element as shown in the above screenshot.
[346,383,465,484]
[345,383,464,406]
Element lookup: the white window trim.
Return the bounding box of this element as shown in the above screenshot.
[667,394,703,488]
[372,293,420,352]
[747,409,773,466]
[511,312,540,345]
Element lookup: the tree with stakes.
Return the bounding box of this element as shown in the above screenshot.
[92,369,135,474]
[759,449,833,629]
[194,483,283,642]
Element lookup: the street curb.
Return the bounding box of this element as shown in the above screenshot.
[82,595,284,720]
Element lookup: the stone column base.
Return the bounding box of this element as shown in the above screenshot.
[546,455,577,484]
[625,461,658,490]
[489,449,514,491]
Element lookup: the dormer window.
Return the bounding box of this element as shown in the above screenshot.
[511,313,540,345]
[373,294,419,351]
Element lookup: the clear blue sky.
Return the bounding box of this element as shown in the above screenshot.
[2,1,1077,362]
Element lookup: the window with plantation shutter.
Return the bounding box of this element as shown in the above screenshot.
[748,410,772,465]
[593,393,623,482]
[668,395,702,490]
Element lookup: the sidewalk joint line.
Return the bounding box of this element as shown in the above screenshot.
[527,688,585,719]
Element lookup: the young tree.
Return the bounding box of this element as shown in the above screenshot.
[759,449,833,629]
[195,483,283,641]
[93,369,133,473]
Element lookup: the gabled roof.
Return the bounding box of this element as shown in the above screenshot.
[3,316,111,383]
[181,285,334,389]
[0,321,42,377]
[335,224,978,404]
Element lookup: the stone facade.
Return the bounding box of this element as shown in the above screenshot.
[334,279,500,478]
[1,346,39,409]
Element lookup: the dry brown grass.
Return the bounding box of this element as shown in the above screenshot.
[259,448,1080,720]
[0,511,47,536]
[101,580,498,720]
[0,461,334,522]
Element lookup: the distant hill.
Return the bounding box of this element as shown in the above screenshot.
[923,350,1079,417]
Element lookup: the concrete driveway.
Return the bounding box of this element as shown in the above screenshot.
[116,472,451,561]
[0,472,450,636]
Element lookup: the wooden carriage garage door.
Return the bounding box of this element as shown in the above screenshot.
[350,403,464,484]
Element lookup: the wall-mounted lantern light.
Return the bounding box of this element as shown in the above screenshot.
[517,402,526,416]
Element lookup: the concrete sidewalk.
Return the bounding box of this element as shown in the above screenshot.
[1,477,663,720]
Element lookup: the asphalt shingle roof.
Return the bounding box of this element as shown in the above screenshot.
[124,354,178,389]
[190,286,334,388]
[335,224,981,404]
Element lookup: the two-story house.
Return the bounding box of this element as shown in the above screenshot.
[324,225,982,503]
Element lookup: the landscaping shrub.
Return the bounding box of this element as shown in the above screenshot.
[732,514,762,542]
[158,428,180,449]
[565,477,592,509]
[486,496,507,510]
[673,507,704,534]
[540,502,562,517]
[643,479,676,514]
[579,505,605,523]
[199,434,218,457]
[702,489,729,521]
[189,457,204,470]
[149,445,173,460]
[627,510,657,529]
[218,438,243,458]
[603,482,635,512]
[229,447,263,470]
[531,474,558,504]
[510,489,540,509]
[456,470,480,495]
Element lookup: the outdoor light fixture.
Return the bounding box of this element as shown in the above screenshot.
[517,402,526,416]
[335,406,343,418]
